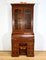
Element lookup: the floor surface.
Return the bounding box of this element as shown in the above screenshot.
[0,51,46,60]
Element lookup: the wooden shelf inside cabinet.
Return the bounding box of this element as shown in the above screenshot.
[11,3,34,57]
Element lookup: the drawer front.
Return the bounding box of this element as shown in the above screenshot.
[12,46,19,50]
[12,50,19,57]
[27,48,34,52]
[12,37,34,43]
[12,44,19,49]
[12,38,19,42]
[27,40,34,48]
[27,51,34,57]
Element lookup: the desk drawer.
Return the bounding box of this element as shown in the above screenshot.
[12,37,34,43]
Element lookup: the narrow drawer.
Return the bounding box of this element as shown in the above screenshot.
[12,47,19,50]
[12,44,19,48]
[12,50,19,57]
[27,51,34,57]
[27,48,34,52]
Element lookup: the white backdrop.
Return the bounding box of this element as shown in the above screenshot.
[0,0,46,51]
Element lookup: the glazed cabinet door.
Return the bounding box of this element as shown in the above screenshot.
[12,7,25,32]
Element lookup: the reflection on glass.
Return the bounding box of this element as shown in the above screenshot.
[24,9,31,29]
[14,9,31,31]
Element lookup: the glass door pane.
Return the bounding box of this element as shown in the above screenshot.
[24,9,31,31]
[15,9,24,30]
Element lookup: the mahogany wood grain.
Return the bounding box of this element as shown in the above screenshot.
[11,3,34,57]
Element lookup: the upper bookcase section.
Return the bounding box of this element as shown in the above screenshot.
[11,3,34,33]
